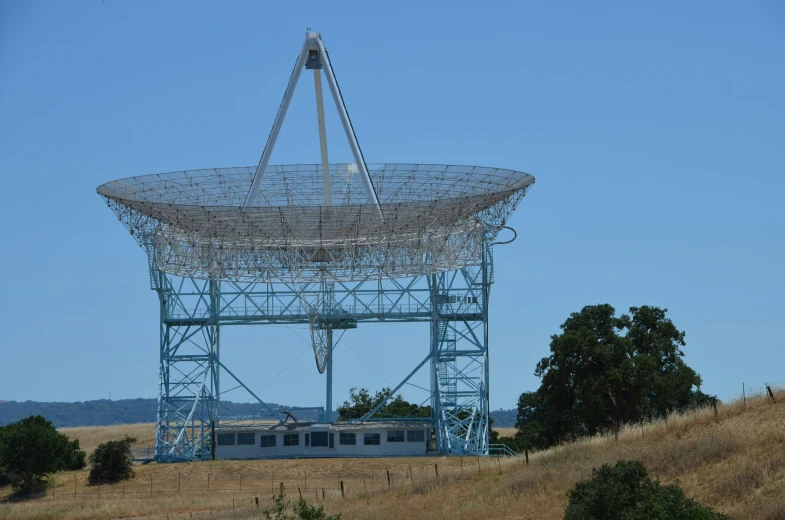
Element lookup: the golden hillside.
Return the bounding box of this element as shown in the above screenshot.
[1,389,784,519]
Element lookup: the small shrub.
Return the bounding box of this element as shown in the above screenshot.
[264,483,341,520]
[563,460,728,520]
[88,435,136,484]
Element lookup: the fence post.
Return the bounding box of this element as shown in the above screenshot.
[322,488,325,500]
[340,481,345,498]
[497,456,501,474]
[524,447,529,466]
[434,464,438,479]
[743,383,747,410]
[211,420,216,460]
[255,497,259,508]
[477,457,481,474]
[386,470,391,488]
[298,487,302,499]
[712,397,718,418]
[767,384,777,404]
[408,465,414,485]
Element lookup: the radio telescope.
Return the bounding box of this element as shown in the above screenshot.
[98,31,534,461]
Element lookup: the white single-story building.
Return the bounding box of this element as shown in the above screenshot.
[214,420,433,459]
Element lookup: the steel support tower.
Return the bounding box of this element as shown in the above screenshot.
[96,31,533,462]
[152,238,494,461]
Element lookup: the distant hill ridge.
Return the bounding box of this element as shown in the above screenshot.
[0,399,518,428]
[0,399,323,428]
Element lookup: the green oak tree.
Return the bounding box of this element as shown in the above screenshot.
[336,387,430,420]
[0,415,86,494]
[516,305,710,449]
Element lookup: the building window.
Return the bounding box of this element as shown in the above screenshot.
[237,433,255,445]
[260,435,276,448]
[305,433,310,446]
[217,433,235,446]
[364,433,380,446]
[283,433,299,446]
[407,430,425,442]
[311,431,328,447]
[339,432,356,445]
[387,430,405,443]
[329,433,334,449]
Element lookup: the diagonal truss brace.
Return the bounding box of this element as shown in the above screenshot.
[360,352,433,420]
[216,359,278,417]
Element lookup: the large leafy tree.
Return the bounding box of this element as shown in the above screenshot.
[516,305,708,448]
[0,415,86,493]
[336,387,430,420]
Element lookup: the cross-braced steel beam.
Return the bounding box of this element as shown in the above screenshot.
[151,238,495,460]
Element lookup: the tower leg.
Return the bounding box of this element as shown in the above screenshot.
[431,239,492,455]
[429,274,442,453]
[325,328,333,422]
[154,274,220,461]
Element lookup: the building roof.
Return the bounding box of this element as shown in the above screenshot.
[215,420,433,433]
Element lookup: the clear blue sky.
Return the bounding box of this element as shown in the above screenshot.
[1,1,783,411]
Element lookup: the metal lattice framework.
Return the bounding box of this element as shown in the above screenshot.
[98,30,534,461]
[97,163,532,282]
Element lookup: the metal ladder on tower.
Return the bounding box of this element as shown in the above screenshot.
[436,320,458,407]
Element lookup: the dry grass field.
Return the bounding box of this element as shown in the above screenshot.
[59,423,157,457]
[2,389,784,520]
[494,427,517,438]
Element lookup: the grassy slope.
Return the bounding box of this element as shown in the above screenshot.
[2,390,784,520]
[58,423,156,458]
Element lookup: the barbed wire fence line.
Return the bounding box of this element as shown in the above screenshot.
[35,455,518,509]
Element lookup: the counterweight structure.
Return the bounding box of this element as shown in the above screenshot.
[98,32,534,461]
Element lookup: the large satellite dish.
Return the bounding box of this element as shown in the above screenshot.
[98,163,533,282]
[98,31,533,284]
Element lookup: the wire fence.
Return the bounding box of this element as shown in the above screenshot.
[32,455,516,505]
